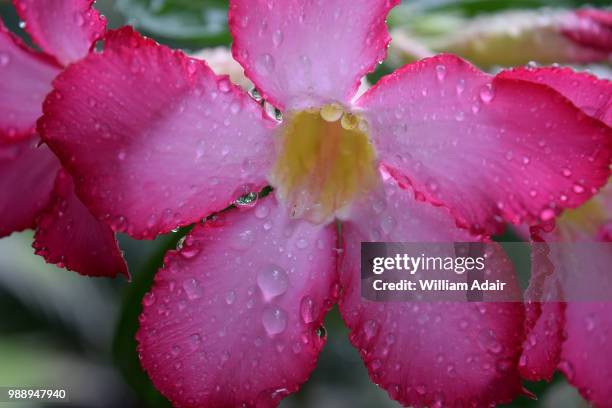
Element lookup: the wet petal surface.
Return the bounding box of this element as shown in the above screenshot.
[0,136,59,237]
[358,54,611,235]
[137,195,337,407]
[338,178,525,407]
[40,28,277,239]
[0,20,58,142]
[229,0,398,110]
[33,170,128,278]
[13,0,106,65]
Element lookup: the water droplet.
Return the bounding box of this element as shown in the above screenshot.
[74,12,85,26]
[143,292,156,306]
[262,306,287,335]
[117,149,127,161]
[225,290,236,305]
[540,208,555,222]
[183,278,203,300]
[257,264,289,300]
[479,84,495,103]
[254,204,270,219]
[320,103,344,122]
[0,52,10,67]
[585,315,595,331]
[340,112,359,130]
[573,183,585,194]
[217,77,231,93]
[272,29,283,47]
[296,238,308,249]
[562,168,572,177]
[255,53,275,76]
[300,296,314,324]
[363,320,378,341]
[380,215,396,235]
[435,64,447,81]
[230,100,241,114]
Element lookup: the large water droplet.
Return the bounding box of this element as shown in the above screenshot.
[257,264,289,300]
[255,53,275,76]
[183,278,203,300]
[300,296,314,324]
[262,306,287,335]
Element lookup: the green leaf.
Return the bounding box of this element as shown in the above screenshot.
[112,230,190,408]
[116,0,230,47]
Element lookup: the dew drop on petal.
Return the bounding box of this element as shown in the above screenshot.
[261,306,287,335]
[183,278,203,300]
[435,64,447,82]
[479,84,495,103]
[257,264,289,300]
[255,53,275,76]
[300,296,314,324]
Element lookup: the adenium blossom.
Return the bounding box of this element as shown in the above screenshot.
[390,8,612,70]
[36,1,611,407]
[0,0,127,277]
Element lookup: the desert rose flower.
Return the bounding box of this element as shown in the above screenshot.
[0,0,127,278]
[38,0,611,406]
[390,8,612,70]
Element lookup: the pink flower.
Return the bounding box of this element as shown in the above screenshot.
[0,0,127,278]
[37,0,611,406]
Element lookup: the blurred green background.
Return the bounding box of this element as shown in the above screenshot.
[0,0,609,407]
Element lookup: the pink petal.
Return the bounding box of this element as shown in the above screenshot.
[499,66,612,126]
[338,178,525,407]
[229,0,399,110]
[0,20,59,142]
[0,136,59,237]
[33,169,128,278]
[519,302,564,381]
[40,27,277,239]
[358,54,612,235]
[136,195,337,407]
[561,302,612,406]
[13,0,106,66]
[561,9,612,55]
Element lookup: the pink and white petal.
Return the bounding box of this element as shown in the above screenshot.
[499,66,612,126]
[136,195,337,407]
[40,28,277,239]
[0,136,59,237]
[338,178,525,407]
[359,54,612,235]
[13,0,106,66]
[229,0,399,111]
[33,170,128,278]
[0,20,59,142]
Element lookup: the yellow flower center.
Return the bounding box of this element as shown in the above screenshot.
[269,104,378,224]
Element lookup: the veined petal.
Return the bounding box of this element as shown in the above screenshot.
[358,54,611,234]
[499,66,612,126]
[229,0,399,111]
[13,0,106,66]
[0,20,59,142]
[33,170,128,278]
[338,178,524,407]
[136,195,337,407]
[40,27,277,239]
[0,136,59,237]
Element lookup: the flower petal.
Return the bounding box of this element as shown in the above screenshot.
[0,136,59,237]
[0,20,59,142]
[561,302,612,406]
[359,54,612,234]
[33,169,128,278]
[561,9,612,55]
[40,27,277,239]
[338,178,525,407]
[13,0,106,65]
[136,194,338,407]
[229,0,399,110]
[499,66,612,126]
